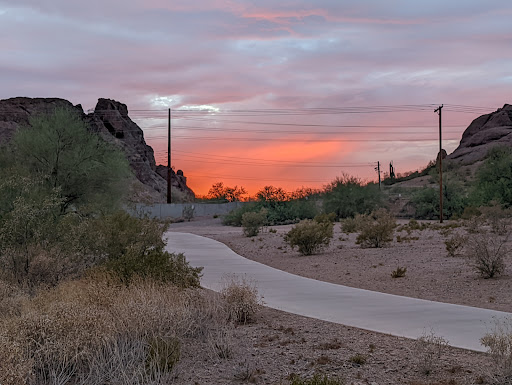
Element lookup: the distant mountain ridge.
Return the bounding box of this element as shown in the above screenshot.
[0,97,194,202]
[448,104,512,164]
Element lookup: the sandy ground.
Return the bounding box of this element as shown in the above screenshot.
[167,216,512,384]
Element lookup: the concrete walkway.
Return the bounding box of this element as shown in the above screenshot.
[165,232,511,352]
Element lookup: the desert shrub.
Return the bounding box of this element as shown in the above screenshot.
[480,203,512,235]
[182,205,195,221]
[207,325,234,359]
[461,206,482,220]
[284,219,334,255]
[445,233,466,257]
[341,216,361,233]
[356,209,396,248]
[221,275,260,324]
[222,194,317,227]
[391,266,407,278]
[412,182,466,220]
[102,250,202,287]
[241,209,267,237]
[323,174,383,219]
[414,330,449,376]
[86,211,168,261]
[465,231,508,278]
[84,211,201,287]
[314,212,336,224]
[470,146,512,207]
[481,318,512,381]
[349,353,367,365]
[222,203,259,226]
[290,373,345,385]
[465,215,485,234]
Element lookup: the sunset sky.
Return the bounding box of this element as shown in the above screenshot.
[1,1,511,195]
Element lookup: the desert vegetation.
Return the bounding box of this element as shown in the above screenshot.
[0,109,223,385]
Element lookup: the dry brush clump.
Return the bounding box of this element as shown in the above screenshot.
[355,208,396,248]
[284,218,334,256]
[481,317,512,383]
[445,233,467,257]
[221,275,262,324]
[414,330,449,376]
[465,230,509,279]
[0,275,236,385]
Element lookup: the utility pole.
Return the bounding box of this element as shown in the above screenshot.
[375,161,381,190]
[167,108,172,204]
[435,104,443,223]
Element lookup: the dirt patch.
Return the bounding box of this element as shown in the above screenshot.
[180,305,495,385]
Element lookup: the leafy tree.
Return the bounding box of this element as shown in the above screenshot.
[12,107,131,213]
[323,174,383,219]
[0,108,135,286]
[207,182,247,202]
[256,185,288,203]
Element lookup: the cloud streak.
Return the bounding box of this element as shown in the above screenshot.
[0,0,510,194]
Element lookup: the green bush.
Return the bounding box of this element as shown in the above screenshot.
[222,203,259,226]
[356,209,396,248]
[103,250,202,287]
[223,199,318,228]
[323,174,383,219]
[86,211,168,261]
[411,182,466,220]
[284,219,334,256]
[341,215,362,234]
[86,211,202,286]
[241,209,267,237]
[314,212,336,224]
[470,146,512,207]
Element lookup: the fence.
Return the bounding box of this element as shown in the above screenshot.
[133,202,246,219]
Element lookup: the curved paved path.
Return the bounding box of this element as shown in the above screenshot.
[166,232,511,352]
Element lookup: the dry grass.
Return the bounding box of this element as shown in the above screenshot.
[221,274,261,324]
[0,274,233,385]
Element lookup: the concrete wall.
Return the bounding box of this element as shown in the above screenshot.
[134,202,246,219]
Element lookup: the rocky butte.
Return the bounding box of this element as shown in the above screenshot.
[447,104,512,164]
[0,97,194,203]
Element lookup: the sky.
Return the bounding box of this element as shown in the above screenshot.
[1,0,511,196]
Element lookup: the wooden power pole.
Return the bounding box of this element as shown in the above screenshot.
[167,108,172,204]
[375,161,381,190]
[435,104,443,223]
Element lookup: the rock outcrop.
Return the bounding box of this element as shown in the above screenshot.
[0,97,194,202]
[448,104,512,164]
